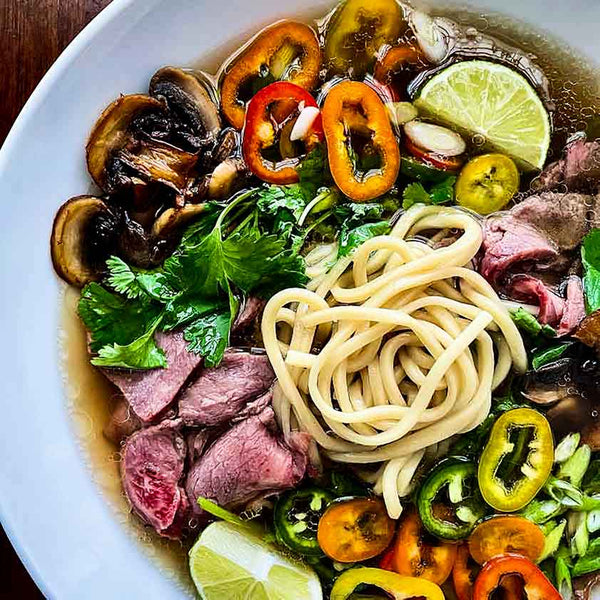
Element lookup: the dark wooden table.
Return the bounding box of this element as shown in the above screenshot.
[0,3,112,595]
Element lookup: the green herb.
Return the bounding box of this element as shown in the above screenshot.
[255,185,307,222]
[573,537,600,576]
[402,176,456,210]
[583,461,600,495]
[198,497,255,530]
[532,343,573,370]
[539,519,567,562]
[92,318,167,369]
[297,145,330,201]
[78,283,162,353]
[520,498,565,524]
[569,511,590,558]
[558,445,592,488]
[555,556,573,599]
[80,191,307,369]
[555,433,582,464]
[338,221,390,257]
[510,307,557,338]
[582,228,600,313]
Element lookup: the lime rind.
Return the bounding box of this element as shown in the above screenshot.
[414,60,551,171]
[189,521,322,600]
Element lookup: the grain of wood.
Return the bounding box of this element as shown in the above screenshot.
[0,2,113,594]
[0,0,112,144]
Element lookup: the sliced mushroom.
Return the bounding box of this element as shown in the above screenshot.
[574,571,600,599]
[86,94,165,191]
[575,311,600,353]
[117,139,198,192]
[547,394,599,441]
[521,359,574,405]
[86,93,202,196]
[149,67,221,150]
[51,196,118,287]
[151,204,208,239]
[207,158,246,199]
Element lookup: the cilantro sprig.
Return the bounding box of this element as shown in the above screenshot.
[79,191,306,369]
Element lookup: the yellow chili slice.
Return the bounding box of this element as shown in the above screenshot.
[478,408,554,512]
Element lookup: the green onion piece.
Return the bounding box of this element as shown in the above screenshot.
[532,343,572,370]
[587,509,600,533]
[573,538,600,577]
[568,512,589,558]
[520,498,565,524]
[558,445,592,488]
[555,556,573,600]
[539,519,567,563]
[555,433,581,464]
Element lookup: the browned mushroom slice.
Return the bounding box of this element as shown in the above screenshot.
[117,139,198,193]
[51,196,117,287]
[86,94,165,191]
[152,204,208,239]
[149,67,221,148]
[547,394,599,441]
[575,311,600,353]
[207,158,246,199]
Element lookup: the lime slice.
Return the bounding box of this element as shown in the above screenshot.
[414,61,550,171]
[189,521,322,600]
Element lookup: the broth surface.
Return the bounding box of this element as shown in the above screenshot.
[61,0,600,589]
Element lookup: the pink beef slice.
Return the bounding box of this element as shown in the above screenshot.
[101,331,202,423]
[178,349,275,427]
[510,192,591,252]
[480,216,564,286]
[534,139,600,192]
[121,419,187,538]
[232,296,265,334]
[508,275,566,326]
[558,276,586,336]
[103,397,142,445]
[185,407,309,513]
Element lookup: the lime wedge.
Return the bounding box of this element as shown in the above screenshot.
[189,521,322,600]
[414,61,550,171]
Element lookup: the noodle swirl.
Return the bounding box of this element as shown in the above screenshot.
[261,205,527,518]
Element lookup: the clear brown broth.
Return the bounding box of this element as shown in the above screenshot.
[62,1,600,592]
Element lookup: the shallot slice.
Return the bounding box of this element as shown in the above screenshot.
[290,106,320,141]
[403,120,466,157]
[409,10,450,64]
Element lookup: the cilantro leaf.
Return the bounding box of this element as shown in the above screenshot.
[162,295,227,331]
[221,228,307,294]
[402,182,431,209]
[582,229,600,313]
[255,185,307,222]
[332,202,385,225]
[339,221,390,257]
[184,311,231,367]
[297,144,329,201]
[106,256,175,303]
[429,176,457,204]
[78,283,162,353]
[106,257,146,299]
[91,319,167,369]
[402,176,456,209]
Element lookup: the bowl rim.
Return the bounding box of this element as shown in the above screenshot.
[0,3,133,595]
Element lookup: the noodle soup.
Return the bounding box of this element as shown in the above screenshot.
[56,1,600,598]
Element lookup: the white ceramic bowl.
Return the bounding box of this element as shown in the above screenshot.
[1,0,599,597]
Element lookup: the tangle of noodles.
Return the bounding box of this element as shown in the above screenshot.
[261,204,527,518]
